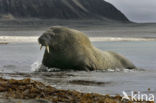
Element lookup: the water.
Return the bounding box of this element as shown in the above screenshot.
[0,41,156,97]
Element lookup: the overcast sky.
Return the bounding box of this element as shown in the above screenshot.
[105,0,156,23]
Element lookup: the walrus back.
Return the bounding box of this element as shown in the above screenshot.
[91,47,136,70]
[107,51,137,69]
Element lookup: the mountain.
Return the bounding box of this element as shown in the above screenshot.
[0,0,129,22]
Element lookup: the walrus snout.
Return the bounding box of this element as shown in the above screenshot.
[38,37,44,45]
[38,35,51,53]
[38,31,55,45]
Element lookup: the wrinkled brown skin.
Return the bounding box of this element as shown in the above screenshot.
[38,26,137,71]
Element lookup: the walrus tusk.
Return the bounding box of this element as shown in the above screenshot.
[46,45,50,53]
[40,44,43,50]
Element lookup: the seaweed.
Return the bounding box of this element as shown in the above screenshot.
[0,78,154,103]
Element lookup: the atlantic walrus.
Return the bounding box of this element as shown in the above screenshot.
[38,26,136,71]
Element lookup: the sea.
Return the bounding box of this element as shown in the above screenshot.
[0,38,156,97]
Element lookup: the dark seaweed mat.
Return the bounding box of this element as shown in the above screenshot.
[0,78,153,103]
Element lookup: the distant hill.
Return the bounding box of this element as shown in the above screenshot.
[0,0,129,22]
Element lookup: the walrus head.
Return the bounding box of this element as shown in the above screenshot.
[38,26,68,53]
[38,28,55,53]
[38,26,91,54]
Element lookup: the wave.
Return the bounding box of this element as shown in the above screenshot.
[0,36,156,43]
[0,36,38,43]
[90,37,156,41]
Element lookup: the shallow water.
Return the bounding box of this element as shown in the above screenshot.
[0,41,156,97]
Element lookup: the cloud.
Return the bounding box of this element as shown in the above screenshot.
[105,0,156,23]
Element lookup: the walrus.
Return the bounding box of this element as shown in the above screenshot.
[38,26,137,71]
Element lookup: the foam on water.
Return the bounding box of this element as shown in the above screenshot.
[1,36,156,43]
[0,36,38,43]
[30,61,139,73]
[31,61,41,72]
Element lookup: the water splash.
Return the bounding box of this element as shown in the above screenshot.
[31,61,41,72]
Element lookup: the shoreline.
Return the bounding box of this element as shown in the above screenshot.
[0,36,156,43]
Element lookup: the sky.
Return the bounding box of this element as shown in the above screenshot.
[105,0,156,23]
